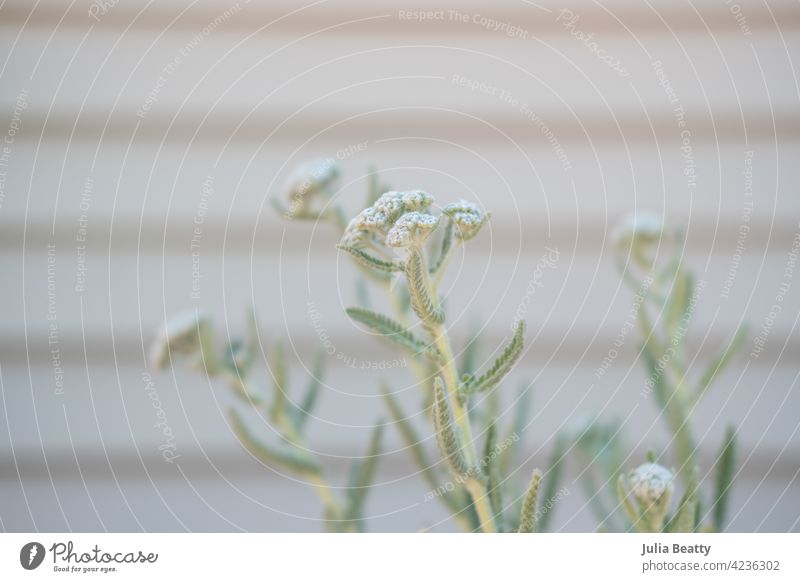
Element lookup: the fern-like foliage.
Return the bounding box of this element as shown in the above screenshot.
[406,248,445,325]
[518,469,542,533]
[229,409,320,475]
[433,377,473,478]
[460,321,526,396]
[483,421,505,530]
[337,244,405,273]
[668,466,699,532]
[343,423,384,530]
[712,426,737,530]
[346,307,440,361]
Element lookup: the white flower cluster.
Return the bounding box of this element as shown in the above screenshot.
[628,462,675,506]
[442,200,490,240]
[386,211,440,248]
[342,190,434,247]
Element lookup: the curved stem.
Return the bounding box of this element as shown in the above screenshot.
[330,202,483,530]
[402,244,496,532]
[430,329,496,532]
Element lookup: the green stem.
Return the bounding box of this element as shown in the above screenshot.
[331,203,484,531]
[422,274,496,532]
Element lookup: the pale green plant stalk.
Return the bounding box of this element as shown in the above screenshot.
[276,161,556,532]
[336,190,533,532]
[610,212,745,532]
[149,308,383,532]
[153,160,561,533]
[276,162,480,530]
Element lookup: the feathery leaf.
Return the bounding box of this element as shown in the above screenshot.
[229,409,319,475]
[537,434,566,532]
[406,248,445,325]
[344,422,384,529]
[294,350,325,430]
[337,244,405,273]
[666,270,693,341]
[617,474,643,532]
[692,326,747,404]
[269,340,288,426]
[712,426,737,530]
[433,377,473,478]
[381,385,472,518]
[668,466,699,532]
[346,307,440,361]
[518,469,542,533]
[461,321,525,396]
[483,421,505,530]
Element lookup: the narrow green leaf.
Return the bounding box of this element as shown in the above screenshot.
[712,426,737,530]
[344,422,384,529]
[692,326,747,405]
[223,371,263,407]
[381,385,471,518]
[461,321,525,396]
[337,244,405,273]
[617,473,644,532]
[518,469,542,533]
[346,307,440,361]
[483,421,505,530]
[537,434,566,532]
[229,409,319,475]
[499,383,531,475]
[269,340,288,426]
[459,324,481,379]
[668,466,699,532]
[433,377,473,478]
[640,341,670,412]
[294,350,325,430]
[406,248,445,325]
[666,269,693,340]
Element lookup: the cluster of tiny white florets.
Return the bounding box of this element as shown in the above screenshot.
[442,200,490,240]
[628,462,675,506]
[342,190,434,247]
[386,211,440,248]
[285,158,340,215]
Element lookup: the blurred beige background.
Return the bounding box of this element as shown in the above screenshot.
[1,0,799,531]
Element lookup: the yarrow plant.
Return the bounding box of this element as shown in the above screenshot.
[150,161,745,534]
[608,211,744,532]
[337,187,534,533]
[150,308,383,532]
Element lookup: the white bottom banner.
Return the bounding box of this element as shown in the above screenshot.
[1,533,797,581]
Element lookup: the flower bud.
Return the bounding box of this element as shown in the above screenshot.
[342,190,434,248]
[284,158,339,216]
[442,200,489,240]
[149,311,212,371]
[611,212,665,271]
[627,462,674,529]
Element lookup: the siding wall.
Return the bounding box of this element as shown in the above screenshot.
[1,0,799,532]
